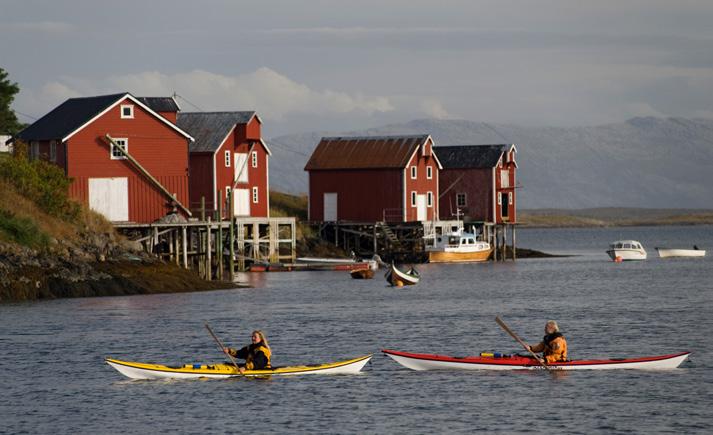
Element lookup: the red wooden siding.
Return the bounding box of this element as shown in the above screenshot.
[65,97,190,223]
[188,153,215,212]
[439,168,493,222]
[403,143,439,221]
[308,169,403,222]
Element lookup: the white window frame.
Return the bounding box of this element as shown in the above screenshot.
[427,191,433,207]
[110,138,128,160]
[501,169,509,188]
[411,191,417,207]
[426,166,432,179]
[456,193,467,207]
[252,186,259,203]
[509,192,513,205]
[226,186,231,199]
[120,105,134,119]
[411,166,417,179]
[30,141,39,160]
[497,193,502,205]
[225,150,231,167]
[49,140,57,162]
[251,150,258,168]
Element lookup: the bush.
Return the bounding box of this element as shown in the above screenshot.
[0,209,50,248]
[0,141,80,220]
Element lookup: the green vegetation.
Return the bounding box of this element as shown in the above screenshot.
[270,190,308,220]
[0,68,24,135]
[520,208,713,228]
[0,209,50,248]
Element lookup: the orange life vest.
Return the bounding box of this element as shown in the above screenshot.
[245,344,272,370]
[543,333,567,363]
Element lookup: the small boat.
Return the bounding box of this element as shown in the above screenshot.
[106,354,372,380]
[296,256,379,270]
[606,240,647,261]
[426,211,492,263]
[350,268,374,279]
[656,247,706,258]
[382,349,689,371]
[385,263,420,286]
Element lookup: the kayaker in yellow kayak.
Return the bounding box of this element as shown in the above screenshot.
[525,320,568,363]
[224,330,272,373]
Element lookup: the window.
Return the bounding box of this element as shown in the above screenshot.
[49,140,57,162]
[456,193,467,207]
[120,105,134,119]
[225,150,231,167]
[411,166,417,179]
[427,191,433,207]
[426,166,433,179]
[509,192,513,205]
[251,151,258,168]
[497,194,502,205]
[252,186,259,203]
[226,186,231,199]
[501,169,509,188]
[110,138,128,159]
[411,191,417,207]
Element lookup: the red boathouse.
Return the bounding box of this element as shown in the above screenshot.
[176,112,271,218]
[305,135,442,223]
[13,93,194,223]
[436,144,518,224]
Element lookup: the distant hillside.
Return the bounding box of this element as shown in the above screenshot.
[267,117,713,209]
[520,208,713,227]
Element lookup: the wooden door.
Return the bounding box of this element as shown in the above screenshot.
[234,188,251,216]
[416,194,427,221]
[324,193,338,221]
[88,177,128,221]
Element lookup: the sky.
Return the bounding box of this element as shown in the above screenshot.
[1,0,713,136]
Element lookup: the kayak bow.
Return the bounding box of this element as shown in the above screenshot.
[382,349,690,371]
[106,354,372,379]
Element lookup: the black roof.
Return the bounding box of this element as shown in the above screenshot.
[435,144,511,169]
[137,97,179,113]
[15,93,127,142]
[176,112,256,153]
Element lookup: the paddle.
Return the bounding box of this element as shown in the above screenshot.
[204,323,241,371]
[495,316,552,372]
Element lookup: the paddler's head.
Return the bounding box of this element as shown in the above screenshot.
[252,330,269,348]
[545,320,559,335]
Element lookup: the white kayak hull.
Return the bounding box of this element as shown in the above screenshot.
[383,350,690,371]
[656,248,706,258]
[106,354,372,380]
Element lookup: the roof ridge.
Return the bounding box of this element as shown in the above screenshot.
[320,134,429,141]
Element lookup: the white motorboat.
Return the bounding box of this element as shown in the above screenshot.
[425,210,492,263]
[607,240,647,261]
[656,247,706,258]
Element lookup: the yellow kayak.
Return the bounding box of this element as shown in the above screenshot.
[106,354,372,379]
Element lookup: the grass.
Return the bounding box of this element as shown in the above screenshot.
[519,209,713,227]
[0,209,50,248]
[270,190,308,220]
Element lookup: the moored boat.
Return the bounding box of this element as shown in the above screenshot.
[656,247,706,258]
[350,268,374,279]
[385,263,420,286]
[425,210,492,263]
[382,349,689,371]
[606,240,647,261]
[106,354,372,380]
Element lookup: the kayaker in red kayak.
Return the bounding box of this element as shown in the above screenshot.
[525,320,568,363]
[224,330,272,373]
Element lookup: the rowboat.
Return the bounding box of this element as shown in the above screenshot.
[350,268,374,279]
[385,263,420,286]
[382,349,689,370]
[106,354,372,380]
[656,247,706,258]
[606,240,647,261]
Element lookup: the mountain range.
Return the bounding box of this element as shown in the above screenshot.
[267,117,713,209]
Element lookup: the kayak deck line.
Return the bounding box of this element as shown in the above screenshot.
[382,349,691,371]
[106,354,372,379]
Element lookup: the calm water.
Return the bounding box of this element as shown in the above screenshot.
[2,225,712,434]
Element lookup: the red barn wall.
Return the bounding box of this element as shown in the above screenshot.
[65,97,190,223]
[495,158,517,223]
[439,168,493,222]
[403,145,439,221]
[188,153,214,212]
[308,169,403,222]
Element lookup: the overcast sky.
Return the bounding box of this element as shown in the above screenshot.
[2,0,712,136]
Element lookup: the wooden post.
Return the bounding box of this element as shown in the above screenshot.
[502,225,507,261]
[217,190,223,280]
[252,223,260,261]
[493,226,498,262]
[512,226,517,261]
[373,225,378,255]
[173,229,179,265]
[229,190,235,279]
[182,226,188,269]
[205,222,212,281]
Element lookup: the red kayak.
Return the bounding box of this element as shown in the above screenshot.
[382,349,690,371]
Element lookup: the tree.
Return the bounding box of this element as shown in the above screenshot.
[0,68,23,135]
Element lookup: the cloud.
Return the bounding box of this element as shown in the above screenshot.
[1,21,74,34]
[419,99,451,119]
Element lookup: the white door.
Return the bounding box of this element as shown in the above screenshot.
[324,193,337,221]
[234,188,251,216]
[234,153,248,183]
[416,194,427,221]
[88,177,129,221]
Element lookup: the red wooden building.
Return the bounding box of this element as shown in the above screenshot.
[176,112,271,218]
[305,135,442,222]
[13,93,194,223]
[436,144,518,224]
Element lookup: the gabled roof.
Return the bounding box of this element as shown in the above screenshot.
[305,134,440,170]
[14,93,193,143]
[436,144,516,169]
[137,97,179,113]
[176,112,261,153]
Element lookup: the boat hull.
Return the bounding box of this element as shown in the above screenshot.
[656,248,706,258]
[383,350,689,371]
[385,265,420,286]
[428,248,492,263]
[606,249,647,261]
[106,354,372,380]
[350,268,374,279]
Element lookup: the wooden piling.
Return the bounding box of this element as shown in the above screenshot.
[182,225,188,269]
[228,190,235,280]
[512,225,517,261]
[217,190,223,280]
[205,221,212,281]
